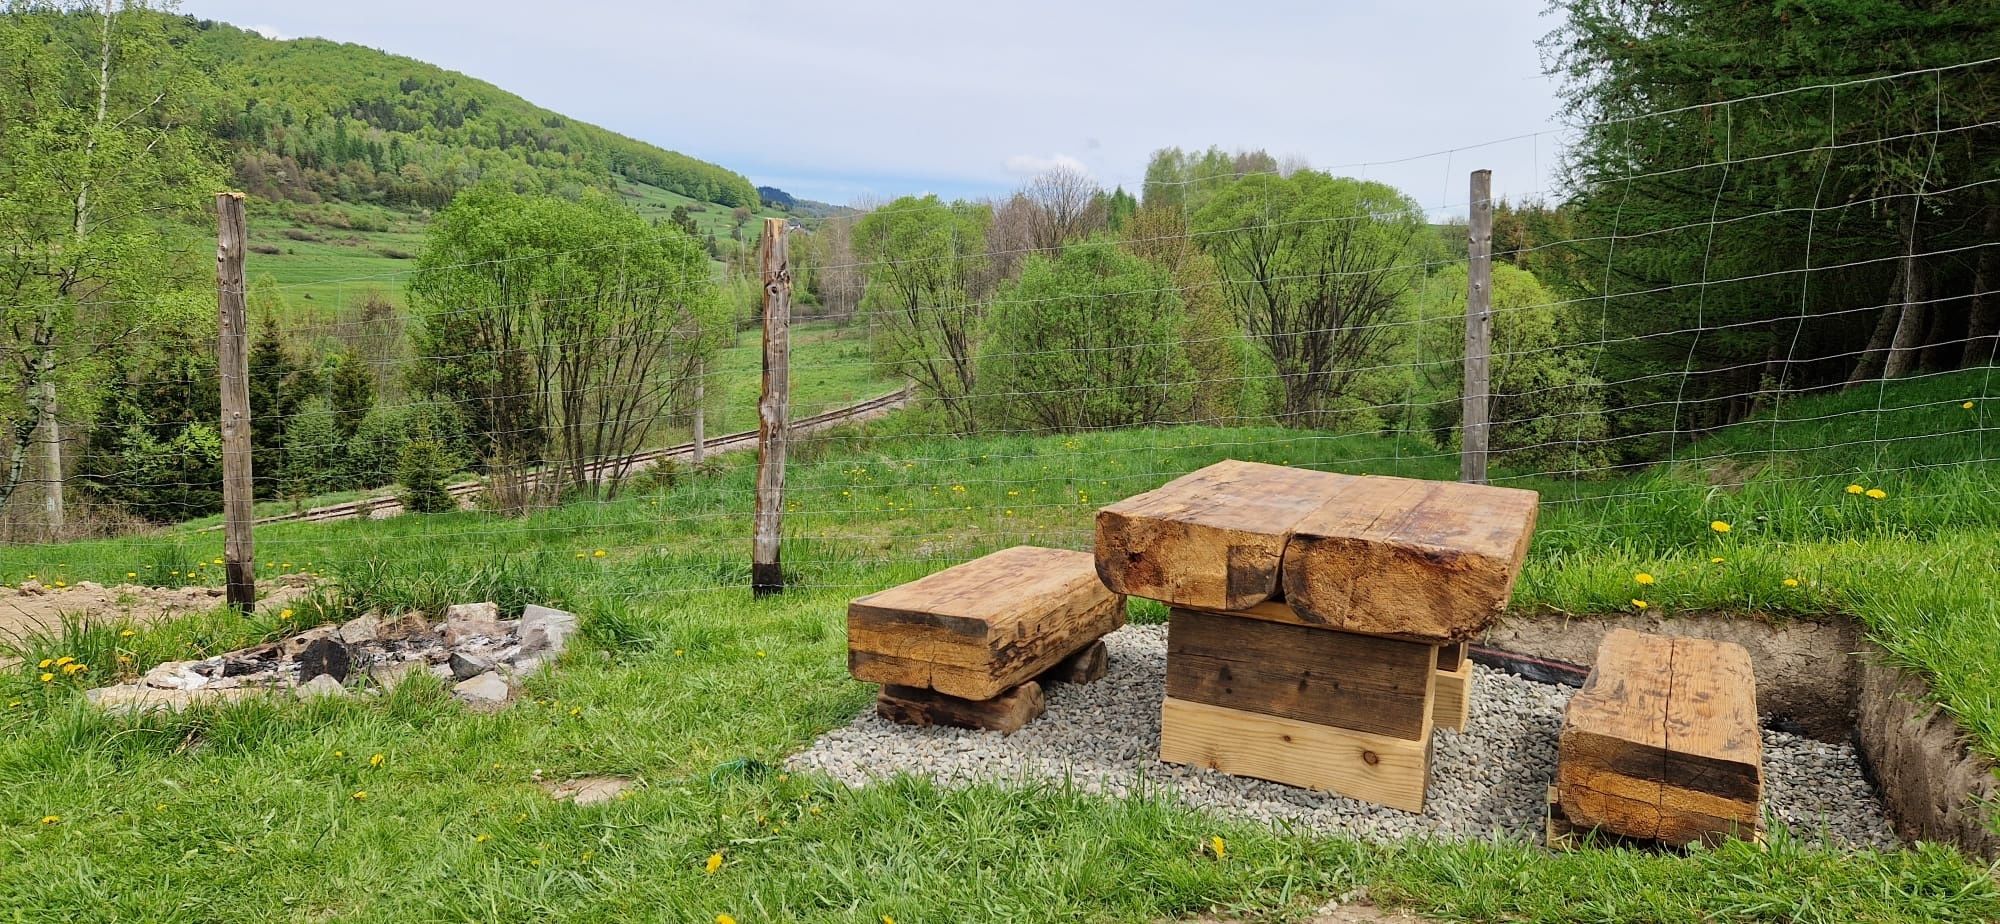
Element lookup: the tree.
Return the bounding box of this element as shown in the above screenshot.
[246,311,301,494]
[328,351,375,438]
[977,244,1194,431]
[1121,206,1258,422]
[395,420,456,514]
[1195,172,1429,427]
[408,186,728,503]
[0,1,220,535]
[280,396,343,500]
[1019,166,1104,254]
[853,195,993,433]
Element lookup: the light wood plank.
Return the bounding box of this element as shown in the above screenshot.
[1433,657,1472,733]
[1281,475,1538,642]
[848,546,1124,700]
[1096,460,1355,611]
[1160,697,1432,812]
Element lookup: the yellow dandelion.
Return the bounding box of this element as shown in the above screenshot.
[333,750,345,758]
[1783,578,1800,588]
[55,656,73,667]
[574,551,587,559]
[120,629,135,638]
[1865,488,1887,500]
[568,707,581,717]
[211,558,223,565]
[475,833,490,843]
[1710,556,1726,564]
[37,658,51,668]
[352,790,368,800]
[369,753,385,768]
[125,572,136,579]
[1846,484,1864,495]
[756,650,766,658]
[1965,401,1977,409]
[1709,520,1732,534]
[1631,599,1649,610]
[705,852,724,874]
[1209,835,1227,859]
[280,608,294,620]
[1633,572,1655,586]
[39,815,59,825]
[717,916,737,924]
[38,673,54,683]
[52,581,65,588]
[61,663,84,675]
[593,549,606,558]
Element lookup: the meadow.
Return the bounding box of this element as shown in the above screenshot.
[0,369,1995,922]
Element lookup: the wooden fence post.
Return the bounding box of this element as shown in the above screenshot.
[216,192,256,611]
[752,219,791,596]
[692,354,705,465]
[1462,169,1493,485]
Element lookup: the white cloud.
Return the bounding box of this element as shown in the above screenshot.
[1003,153,1089,177]
[248,24,291,40]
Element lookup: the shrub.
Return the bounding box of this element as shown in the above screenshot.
[396,421,458,514]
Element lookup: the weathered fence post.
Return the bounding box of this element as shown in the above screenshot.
[752,218,791,596]
[1462,169,1493,486]
[691,354,705,465]
[216,192,256,611]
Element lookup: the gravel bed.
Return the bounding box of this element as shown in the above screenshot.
[790,624,1897,848]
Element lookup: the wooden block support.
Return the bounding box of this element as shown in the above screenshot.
[848,546,1124,701]
[1096,460,1354,611]
[1160,697,1432,812]
[1166,609,1436,740]
[1433,655,1472,733]
[1438,642,1468,672]
[1281,475,1538,643]
[1038,639,1107,685]
[1557,629,1763,847]
[878,682,1045,735]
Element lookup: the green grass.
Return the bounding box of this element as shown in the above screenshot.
[1,370,1996,922]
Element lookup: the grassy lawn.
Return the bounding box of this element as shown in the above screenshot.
[1,370,1995,921]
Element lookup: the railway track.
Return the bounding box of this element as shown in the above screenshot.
[235,386,913,528]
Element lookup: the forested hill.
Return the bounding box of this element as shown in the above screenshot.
[183,17,760,210]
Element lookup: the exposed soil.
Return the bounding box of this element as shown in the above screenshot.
[0,573,317,668]
[1856,652,2000,860]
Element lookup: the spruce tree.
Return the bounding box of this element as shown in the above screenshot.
[396,421,457,514]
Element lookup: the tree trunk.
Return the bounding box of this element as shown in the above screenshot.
[1846,268,1904,386]
[1964,207,1999,368]
[39,375,61,539]
[1882,208,1928,380]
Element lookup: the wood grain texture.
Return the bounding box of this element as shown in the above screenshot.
[1159,696,1432,812]
[1557,629,1763,846]
[877,682,1045,735]
[1463,168,1493,485]
[1433,656,1472,733]
[752,218,790,595]
[1096,460,1355,611]
[1280,475,1539,642]
[1438,642,1468,672]
[848,546,1125,700]
[1166,609,1437,739]
[215,192,255,612]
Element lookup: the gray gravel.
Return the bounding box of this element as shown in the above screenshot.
[789,624,1897,848]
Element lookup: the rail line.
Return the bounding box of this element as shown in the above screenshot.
[228,386,914,528]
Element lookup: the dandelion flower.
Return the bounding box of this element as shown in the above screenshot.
[568,707,581,717]
[756,650,766,658]
[1631,599,1649,611]
[55,656,73,667]
[717,916,737,924]
[280,608,295,620]
[883,917,896,924]
[593,549,607,558]
[1865,488,1887,500]
[352,790,368,800]
[1709,520,1732,534]
[1965,401,1977,409]
[125,572,136,579]
[475,833,490,843]
[1633,572,1655,586]
[369,753,385,768]
[38,673,53,683]
[39,815,59,825]
[705,852,724,874]
[120,629,135,638]
[1783,578,1800,588]
[1209,835,1227,859]
[1846,484,1864,495]
[1710,556,1726,564]
[37,658,51,668]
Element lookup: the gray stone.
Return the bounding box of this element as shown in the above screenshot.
[368,659,431,689]
[88,683,257,715]
[517,604,579,658]
[282,626,338,660]
[543,776,632,806]
[453,671,512,709]
[442,602,505,645]
[296,673,348,699]
[375,611,436,643]
[143,661,209,691]
[449,650,494,680]
[338,614,379,645]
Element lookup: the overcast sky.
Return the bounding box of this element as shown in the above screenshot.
[179,0,1569,215]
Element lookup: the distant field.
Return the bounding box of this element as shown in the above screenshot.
[241,181,783,321]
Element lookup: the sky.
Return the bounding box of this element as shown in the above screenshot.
[179,0,1570,216]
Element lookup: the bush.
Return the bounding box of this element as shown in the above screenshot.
[975,244,1194,431]
[280,397,345,499]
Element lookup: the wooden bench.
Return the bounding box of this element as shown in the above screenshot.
[848,546,1124,734]
[1557,629,1764,846]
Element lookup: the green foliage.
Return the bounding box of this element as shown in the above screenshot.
[1194,171,1432,427]
[395,421,457,514]
[853,195,993,433]
[408,186,728,491]
[1411,263,1612,475]
[279,396,344,499]
[978,244,1194,431]
[327,352,374,439]
[186,19,758,209]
